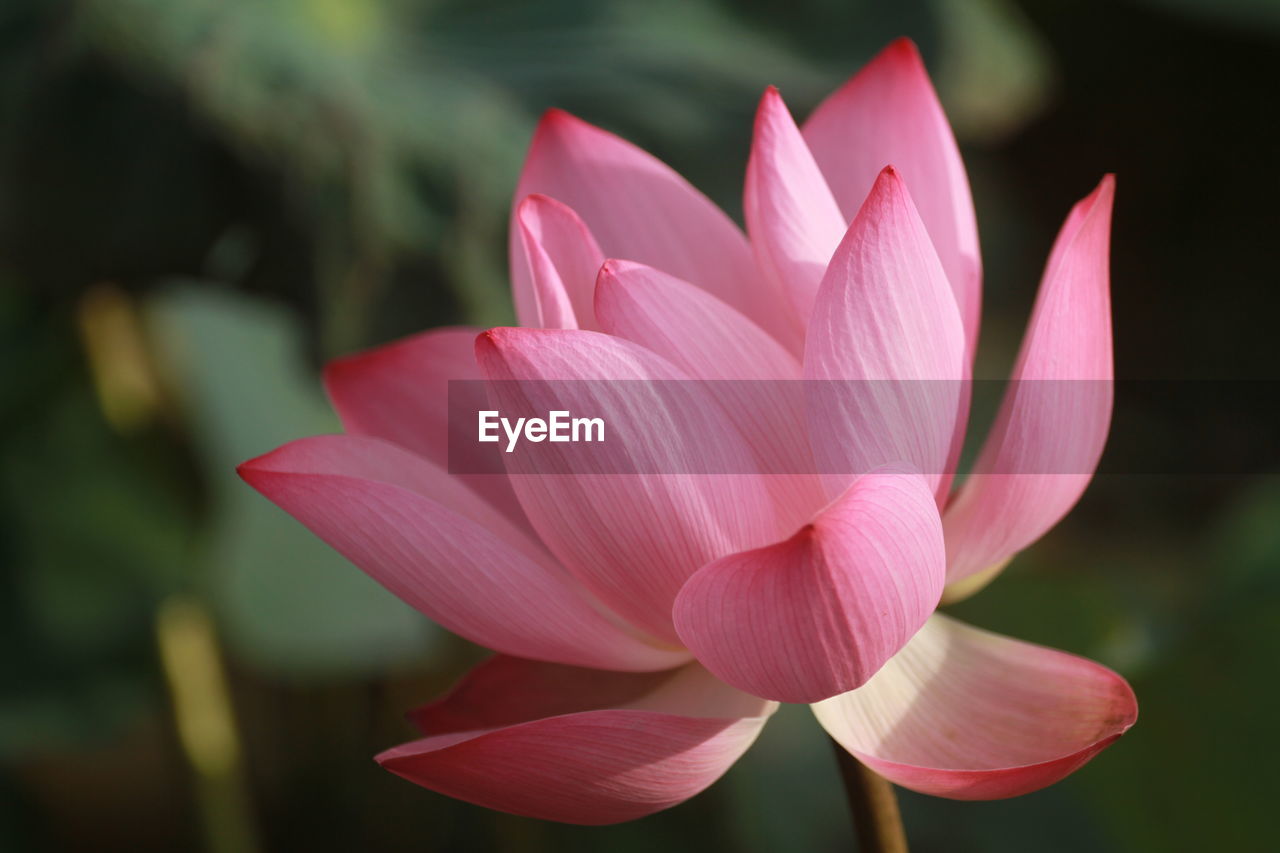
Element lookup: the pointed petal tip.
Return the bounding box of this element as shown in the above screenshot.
[865,164,906,201]
[750,86,798,144]
[595,257,647,284]
[1091,173,1116,205]
[473,328,505,361]
[596,257,622,280]
[474,326,545,362]
[513,191,545,219]
[478,326,521,344]
[861,37,926,81]
[854,164,926,228]
[531,107,603,147]
[886,36,922,61]
[592,260,624,307]
[828,38,925,101]
[757,84,785,112]
[527,108,599,158]
[515,191,576,221]
[751,87,809,148]
[1069,174,1115,211]
[373,744,404,767]
[1064,174,1115,224]
[832,38,924,93]
[536,106,577,129]
[235,442,297,482]
[233,458,259,482]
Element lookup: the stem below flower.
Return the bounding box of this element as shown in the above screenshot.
[829,736,909,853]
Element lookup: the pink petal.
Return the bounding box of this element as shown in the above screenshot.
[803,38,981,356]
[814,614,1137,800]
[673,469,944,703]
[802,166,968,501]
[942,176,1115,591]
[380,658,775,825]
[323,327,525,527]
[513,194,605,330]
[238,434,688,672]
[512,109,797,351]
[594,258,801,382]
[744,86,846,329]
[475,328,780,643]
[594,258,824,529]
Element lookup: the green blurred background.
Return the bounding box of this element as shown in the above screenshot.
[1,0,1277,850]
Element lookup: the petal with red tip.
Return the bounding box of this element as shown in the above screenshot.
[803,38,981,355]
[673,469,944,703]
[238,435,686,671]
[814,613,1137,800]
[323,327,524,527]
[803,167,968,501]
[380,658,775,825]
[513,194,605,330]
[475,328,780,643]
[512,109,796,350]
[942,177,1115,593]
[744,87,846,329]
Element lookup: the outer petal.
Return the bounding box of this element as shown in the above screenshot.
[380,658,775,825]
[803,167,968,501]
[475,328,780,643]
[673,469,944,703]
[813,613,1137,800]
[323,327,524,527]
[237,435,687,671]
[511,109,797,351]
[803,38,981,356]
[942,176,1115,593]
[744,86,846,330]
[513,194,605,330]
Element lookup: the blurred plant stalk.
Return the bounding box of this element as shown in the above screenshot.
[77,282,260,851]
[76,284,165,434]
[156,596,261,853]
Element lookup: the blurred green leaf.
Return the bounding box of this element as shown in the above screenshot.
[74,0,836,347]
[933,0,1055,143]
[147,282,438,678]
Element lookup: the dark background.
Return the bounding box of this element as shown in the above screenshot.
[1,0,1277,850]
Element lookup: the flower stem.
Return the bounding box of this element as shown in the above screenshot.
[828,736,909,853]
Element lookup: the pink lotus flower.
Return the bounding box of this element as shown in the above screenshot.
[239,38,1137,824]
